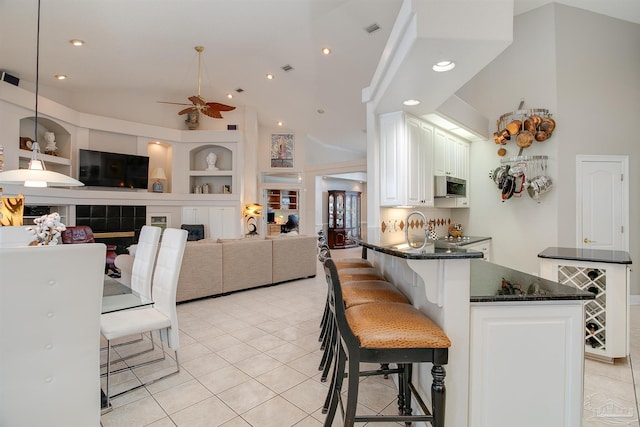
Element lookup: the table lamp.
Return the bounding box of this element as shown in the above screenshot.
[244,203,263,237]
[151,168,166,193]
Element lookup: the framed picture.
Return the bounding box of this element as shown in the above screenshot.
[147,213,170,231]
[271,133,294,168]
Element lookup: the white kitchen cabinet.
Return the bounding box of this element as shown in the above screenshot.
[433,130,469,180]
[182,206,240,240]
[433,128,447,176]
[379,112,433,207]
[463,240,491,261]
[469,303,586,427]
[539,249,631,361]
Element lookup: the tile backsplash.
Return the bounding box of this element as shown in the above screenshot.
[380,207,455,241]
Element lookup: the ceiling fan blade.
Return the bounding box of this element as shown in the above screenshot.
[188,95,206,106]
[157,101,192,106]
[205,102,236,112]
[178,106,197,116]
[201,108,224,119]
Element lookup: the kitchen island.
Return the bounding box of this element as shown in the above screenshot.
[359,235,594,427]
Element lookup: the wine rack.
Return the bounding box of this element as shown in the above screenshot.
[557,266,606,349]
[539,256,630,362]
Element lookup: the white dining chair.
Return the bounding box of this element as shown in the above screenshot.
[100,228,187,408]
[106,225,162,356]
[129,225,161,298]
[0,225,35,247]
[0,243,106,426]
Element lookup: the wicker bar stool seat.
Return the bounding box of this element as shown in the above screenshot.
[323,258,451,427]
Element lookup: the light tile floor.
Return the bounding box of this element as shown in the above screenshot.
[101,249,640,426]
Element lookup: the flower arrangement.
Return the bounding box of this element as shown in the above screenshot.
[28,212,66,246]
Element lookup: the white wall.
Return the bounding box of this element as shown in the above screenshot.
[457,4,640,289]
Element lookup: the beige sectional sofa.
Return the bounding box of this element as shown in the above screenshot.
[116,234,317,303]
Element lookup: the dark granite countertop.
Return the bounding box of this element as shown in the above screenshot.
[434,236,491,248]
[470,259,595,303]
[538,247,632,265]
[357,237,484,260]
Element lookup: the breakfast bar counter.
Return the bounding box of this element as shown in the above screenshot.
[358,234,594,427]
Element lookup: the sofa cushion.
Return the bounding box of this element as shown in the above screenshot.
[271,235,316,283]
[222,239,272,293]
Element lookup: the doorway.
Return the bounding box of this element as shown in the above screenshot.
[576,155,629,251]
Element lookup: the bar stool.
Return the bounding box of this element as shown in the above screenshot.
[317,246,409,382]
[317,244,380,346]
[323,258,451,427]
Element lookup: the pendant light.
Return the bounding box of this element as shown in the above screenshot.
[0,0,83,188]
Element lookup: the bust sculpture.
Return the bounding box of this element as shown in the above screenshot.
[206,152,218,171]
[44,132,57,153]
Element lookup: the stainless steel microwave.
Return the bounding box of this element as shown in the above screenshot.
[435,176,467,198]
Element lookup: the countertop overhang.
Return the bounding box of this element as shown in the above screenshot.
[538,247,632,265]
[470,259,595,303]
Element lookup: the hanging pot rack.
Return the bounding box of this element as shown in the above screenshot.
[496,108,553,132]
[500,154,548,164]
[494,99,556,158]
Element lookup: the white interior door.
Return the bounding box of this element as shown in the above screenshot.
[576,156,628,251]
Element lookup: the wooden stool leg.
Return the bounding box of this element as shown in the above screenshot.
[319,317,335,380]
[344,355,361,426]
[323,343,346,426]
[431,364,446,427]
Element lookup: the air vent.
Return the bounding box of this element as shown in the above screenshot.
[364,23,380,34]
[281,64,294,72]
[235,88,244,93]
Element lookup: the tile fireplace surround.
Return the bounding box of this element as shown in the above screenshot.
[75,205,146,254]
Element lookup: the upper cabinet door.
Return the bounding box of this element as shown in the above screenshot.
[434,129,447,176]
[379,112,407,207]
[406,116,425,206]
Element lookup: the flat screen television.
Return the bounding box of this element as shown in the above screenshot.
[78,149,149,189]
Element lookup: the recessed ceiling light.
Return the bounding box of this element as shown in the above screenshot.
[403,99,420,106]
[321,47,331,55]
[277,121,283,126]
[266,73,274,80]
[226,93,233,99]
[69,39,84,46]
[432,60,456,72]
[54,74,67,80]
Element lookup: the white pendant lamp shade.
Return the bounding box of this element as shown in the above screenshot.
[0,1,84,189]
[0,168,84,187]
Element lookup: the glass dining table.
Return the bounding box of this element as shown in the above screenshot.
[101,276,153,413]
[102,276,153,314]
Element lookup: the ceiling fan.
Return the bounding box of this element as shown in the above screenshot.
[158,46,235,120]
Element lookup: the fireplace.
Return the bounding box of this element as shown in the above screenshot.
[75,205,146,254]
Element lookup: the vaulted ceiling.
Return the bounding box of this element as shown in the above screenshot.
[1,0,638,155]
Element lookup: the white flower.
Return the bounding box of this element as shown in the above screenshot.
[29,213,66,246]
